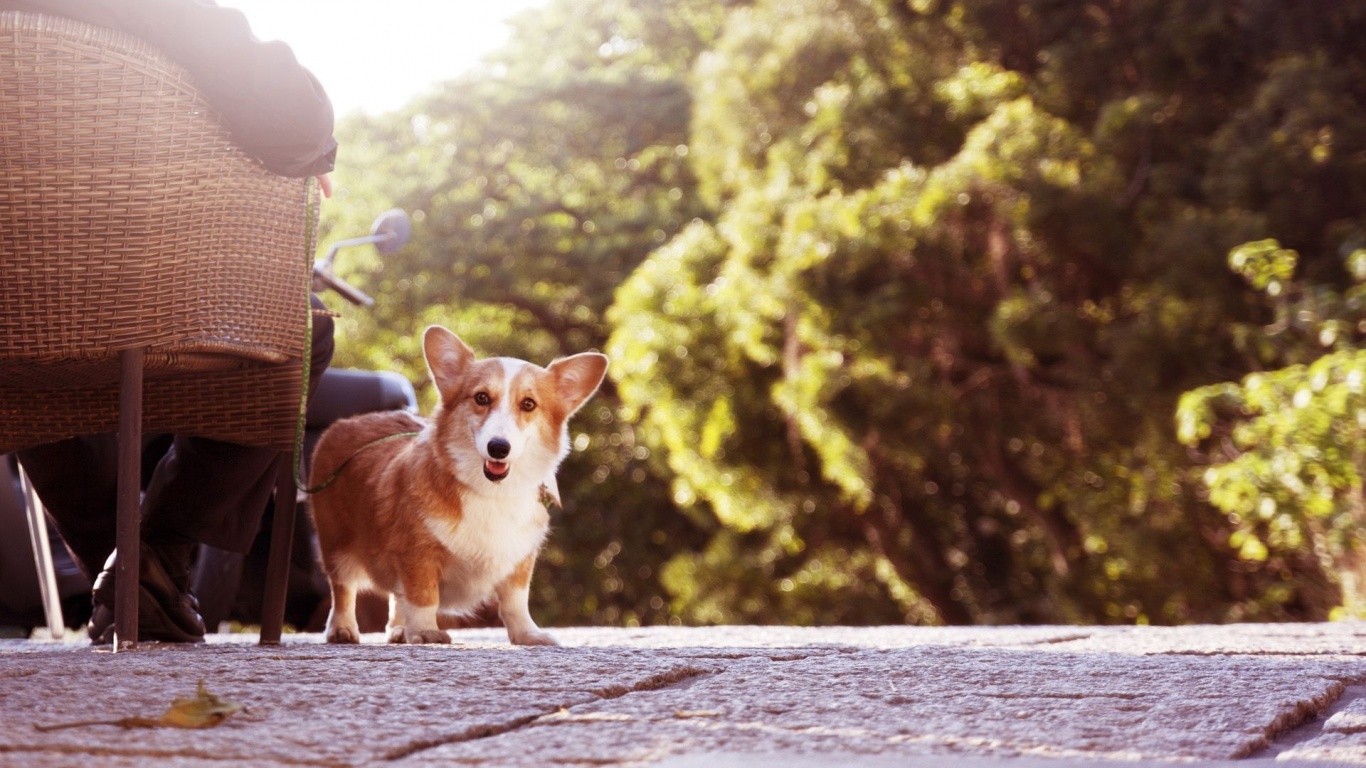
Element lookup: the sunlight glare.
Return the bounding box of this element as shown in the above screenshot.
[222,0,550,116]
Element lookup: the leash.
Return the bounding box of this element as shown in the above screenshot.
[301,430,421,495]
[292,177,320,491]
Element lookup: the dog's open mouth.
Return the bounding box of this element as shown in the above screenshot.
[484,460,510,482]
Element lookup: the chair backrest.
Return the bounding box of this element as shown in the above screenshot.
[0,13,315,454]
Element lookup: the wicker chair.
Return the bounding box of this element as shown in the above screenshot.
[0,13,314,648]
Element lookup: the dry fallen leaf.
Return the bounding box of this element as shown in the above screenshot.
[35,680,245,732]
[152,679,246,728]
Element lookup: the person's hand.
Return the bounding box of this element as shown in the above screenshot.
[315,173,333,199]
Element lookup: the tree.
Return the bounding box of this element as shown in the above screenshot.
[610,0,1366,623]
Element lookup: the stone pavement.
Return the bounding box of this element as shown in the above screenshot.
[3,624,1366,767]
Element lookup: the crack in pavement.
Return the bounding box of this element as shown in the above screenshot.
[382,710,550,761]
[589,666,719,701]
[382,664,724,762]
[1013,634,1094,646]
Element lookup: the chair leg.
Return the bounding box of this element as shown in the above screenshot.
[259,453,298,646]
[18,464,65,638]
[114,347,145,651]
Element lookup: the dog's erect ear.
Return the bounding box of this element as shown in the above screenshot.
[424,325,476,402]
[547,352,609,417]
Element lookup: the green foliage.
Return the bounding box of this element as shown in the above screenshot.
[1180,242,1366,618]
[325,0,1366,626]
[1229,240,1297,293]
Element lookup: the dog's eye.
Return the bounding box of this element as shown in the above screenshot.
[474,392,491,406]
[520,398,537,412]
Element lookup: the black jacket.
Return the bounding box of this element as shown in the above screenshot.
[1,0,337,177]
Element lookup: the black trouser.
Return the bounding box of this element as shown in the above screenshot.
[17,299,334,580]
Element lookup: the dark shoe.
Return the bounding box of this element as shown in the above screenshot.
[88,543,205,644]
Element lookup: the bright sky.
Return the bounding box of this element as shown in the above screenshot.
[222,1,549,117]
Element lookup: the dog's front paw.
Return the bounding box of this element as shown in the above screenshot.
[326,625,360,644]
[394,627,451,645]
[410,628,452,644]
[510,628,559,647]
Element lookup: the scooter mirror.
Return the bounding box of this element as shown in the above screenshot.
[371,209,411,255]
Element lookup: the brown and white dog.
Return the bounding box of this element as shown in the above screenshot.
[308,325,608,645]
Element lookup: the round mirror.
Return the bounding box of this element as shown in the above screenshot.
[370,209,412,255]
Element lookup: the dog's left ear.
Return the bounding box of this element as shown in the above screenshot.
[424,325,476,403]
[548,353,609,416]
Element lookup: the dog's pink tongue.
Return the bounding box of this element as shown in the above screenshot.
[485,460,510,479]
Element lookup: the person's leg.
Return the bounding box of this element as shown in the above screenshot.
[16,433,206,643]
[15,435,118,580]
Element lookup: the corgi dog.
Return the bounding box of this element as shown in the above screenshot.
[308,325,608,645]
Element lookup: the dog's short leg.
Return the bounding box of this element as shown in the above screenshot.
[325,579,361,644]
[385,593,407,644]
[392,599,448,644]
[497,554,558,647]
[395,566,450,644]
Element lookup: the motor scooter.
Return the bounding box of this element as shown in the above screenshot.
[0,210,417,637]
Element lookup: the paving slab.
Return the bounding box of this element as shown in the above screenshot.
[0,625,1364,767]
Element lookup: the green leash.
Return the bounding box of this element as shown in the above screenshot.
[292,177,320,492]
[301,430,421,495]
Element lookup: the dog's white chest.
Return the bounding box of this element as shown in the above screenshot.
[422,491,547,608]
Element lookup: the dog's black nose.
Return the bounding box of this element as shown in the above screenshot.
[487,438,511,460]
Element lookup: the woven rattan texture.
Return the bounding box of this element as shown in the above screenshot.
[0,13,314,452]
